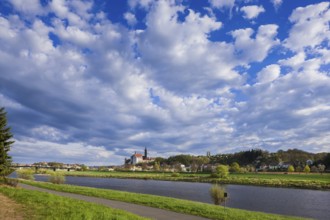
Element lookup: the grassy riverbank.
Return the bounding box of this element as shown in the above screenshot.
[62,171,330,190]
[0,184,148,220]
[20,179,307,220]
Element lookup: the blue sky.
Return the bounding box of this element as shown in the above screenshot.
[0,0,329,165]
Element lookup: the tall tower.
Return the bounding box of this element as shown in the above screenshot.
[144,147,148,159]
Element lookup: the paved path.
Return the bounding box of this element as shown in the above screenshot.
[19,183,209,220]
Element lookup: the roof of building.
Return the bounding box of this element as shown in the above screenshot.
[134,153,143,157]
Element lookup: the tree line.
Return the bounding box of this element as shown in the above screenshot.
[141,148,330,172]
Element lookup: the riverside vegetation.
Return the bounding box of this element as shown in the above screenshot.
[19,179,307,220]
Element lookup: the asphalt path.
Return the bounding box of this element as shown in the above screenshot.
[19,183,210,220]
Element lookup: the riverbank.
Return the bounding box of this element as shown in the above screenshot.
[62,171,330,190]
[0,184,148,220]
[19,179,306,220]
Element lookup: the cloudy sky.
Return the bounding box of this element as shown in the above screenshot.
[0,0,329,165]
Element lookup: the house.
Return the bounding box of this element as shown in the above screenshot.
[306,159,313,166]
[124,147,155,165]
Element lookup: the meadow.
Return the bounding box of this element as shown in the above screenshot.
[0,184,148,220]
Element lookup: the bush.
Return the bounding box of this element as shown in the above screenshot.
[230,162,240,173]
[210,172,220,178]
[171,172,180,177]
[209,184,226,205]
[49,172,65,184]
[16,169,35,180]
[304,165,310,173]
[287,165,295,172]
[4,178,18,187]
[216,165,229,178]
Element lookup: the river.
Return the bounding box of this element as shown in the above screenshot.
[11,174,330,220]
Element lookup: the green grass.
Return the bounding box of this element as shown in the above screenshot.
[0,185,148,220]
[20,180,308,220]
[61,171,330,190]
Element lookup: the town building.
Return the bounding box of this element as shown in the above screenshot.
[124,147,154,165]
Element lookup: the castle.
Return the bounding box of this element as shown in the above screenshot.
[124,147,154,165]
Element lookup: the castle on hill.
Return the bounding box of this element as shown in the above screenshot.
[124,147,154,165]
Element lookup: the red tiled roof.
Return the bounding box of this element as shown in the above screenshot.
[134,153,143,157]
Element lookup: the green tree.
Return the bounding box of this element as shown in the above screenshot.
[216,165,229,178]
[230,162,240,173]
[318,164,325,174]
[0,107,14,178]
[153,161,160,171]
[303,165,310,173]
[80,164,88,171]
[287,165,295,172]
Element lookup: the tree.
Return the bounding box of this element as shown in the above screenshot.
[303,165,310,173]
[81,164,88,171]
[216,165,229,178]
[0,107,14,178]
[153,161,160,171]
[230,162,240,173]
[323,153,330,169]
[318,164,325,174]
[287,165,295,172]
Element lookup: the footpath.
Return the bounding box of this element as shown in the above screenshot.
[19,183,209,220]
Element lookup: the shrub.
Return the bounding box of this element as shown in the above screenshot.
[287,165,295,172]
[16,169,35,180]
[4,178,18,187]
[171,172,180,177]
[209,184,227,205]
[216,165,229,178]
[304,165,310,173]
[210,172,220,178]
[230,162,240,173]
[49,172,65,184]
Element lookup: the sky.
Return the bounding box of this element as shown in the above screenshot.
[0,0,329,165]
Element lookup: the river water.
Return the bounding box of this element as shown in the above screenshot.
[12,174,330,220]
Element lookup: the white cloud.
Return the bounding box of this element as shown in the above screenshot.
[270,0,282,9]
[50,0,69,18]
[1,0,330,165]
[240,5,265,20]
[209,0,235,9]
[128,0,153,9]
[279,52,305,70]
[124,12,137,26]
[231,24,279,62]
[236,69,330,153]
[11,139,114,165]
[10,0,43,15]
[284,2,330,52]
[257,64,281,84]
[137,0,242,94]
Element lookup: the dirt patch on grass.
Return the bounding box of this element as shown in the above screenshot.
[0,192,25,220]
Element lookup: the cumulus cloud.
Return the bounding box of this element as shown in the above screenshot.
[124,12,137,26]
[240,5,265,20]
[257,64,281,84]
[231,24,279,62]
[284,2,330,52]
[1,0,329,165]
[128,0,153,10]
[137,0,242,94]
[270,0,282,10]
[209,0,235,9]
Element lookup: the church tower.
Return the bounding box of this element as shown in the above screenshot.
[144,147,148,159]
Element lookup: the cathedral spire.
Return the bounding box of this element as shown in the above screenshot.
[144,147,148,159]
